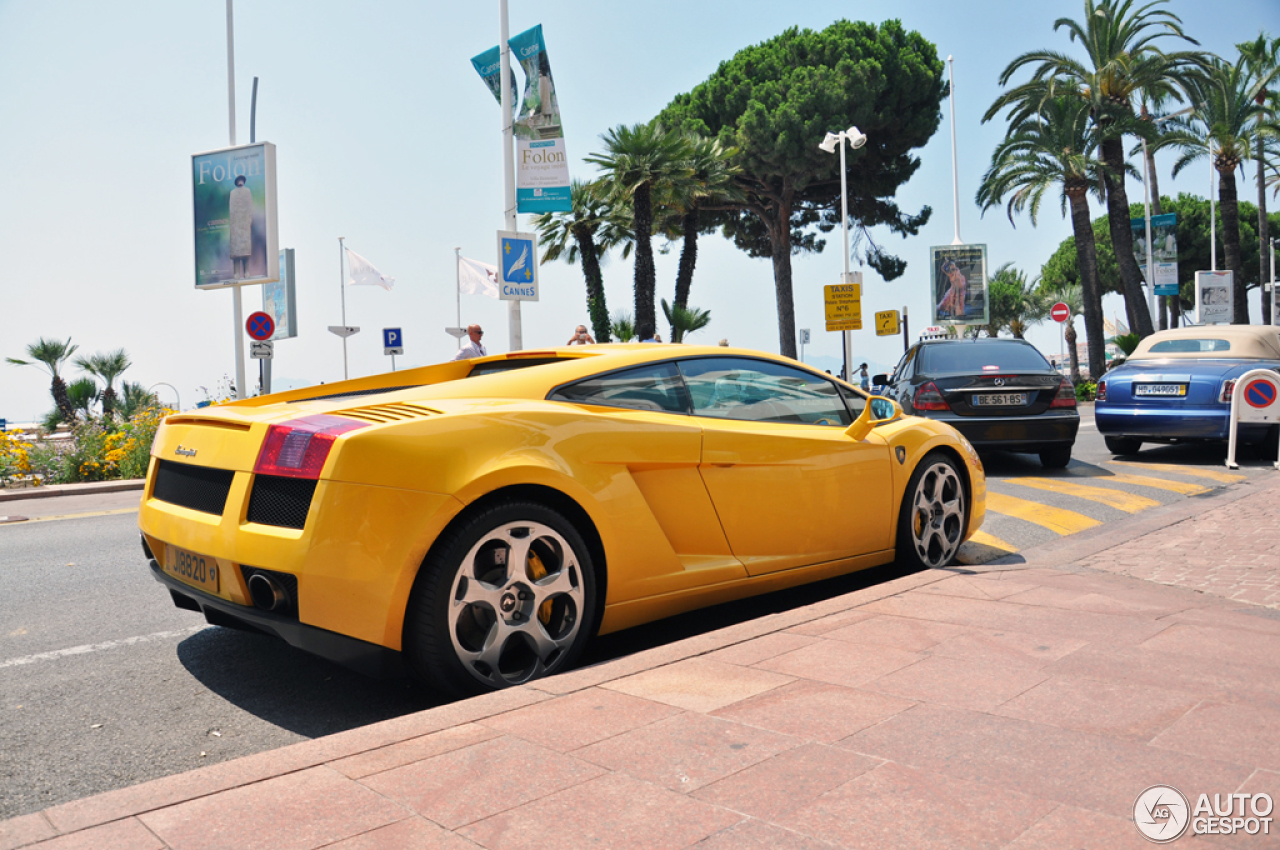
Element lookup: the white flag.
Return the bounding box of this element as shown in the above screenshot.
[345,248,395,291]
[458,255,499,298]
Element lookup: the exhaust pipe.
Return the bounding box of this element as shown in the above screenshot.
[247,572,291,613]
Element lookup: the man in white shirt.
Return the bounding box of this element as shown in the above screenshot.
[453,324,487,360]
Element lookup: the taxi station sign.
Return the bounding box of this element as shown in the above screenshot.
[1226,368,1280,470]
[824,282,862,331]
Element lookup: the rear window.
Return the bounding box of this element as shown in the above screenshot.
[1147,338,1231,354]
[919,343,1052,373]
[549,363,690,413]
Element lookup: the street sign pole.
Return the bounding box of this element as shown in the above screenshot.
[902,305,909,353]
[499,0,522,353]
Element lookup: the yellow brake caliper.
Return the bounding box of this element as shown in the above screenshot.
[526,550,555,625]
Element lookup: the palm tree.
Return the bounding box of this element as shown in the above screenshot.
[119,382,159,419]
[660,136,741,340]
[1043,282,1085,383]
[985,0,1207,339]
[585,122,693,333]
[1239,33,1280,323]
[533,179,633,344]
[977,95,1112,378]
[1156,55,1280,324]
[6,337,79,422]
[660,299,712,343]
[75,349,132,420]
[609,310,636,343]
[65,377,100,420]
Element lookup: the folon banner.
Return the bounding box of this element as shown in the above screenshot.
[262,248,297,340]
[191,142,279,289]
[1131,213,1179,297]
[468,45,518,117]
[930,244,989,327]
[471,25,572,214]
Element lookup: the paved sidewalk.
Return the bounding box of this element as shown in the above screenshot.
[3,477,1279,850]
[0,480,144,504]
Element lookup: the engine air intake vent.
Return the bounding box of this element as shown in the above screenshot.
[288,385,420,403]
[333,402,442,424]
[152,461,234,516]
[247,475,317,529]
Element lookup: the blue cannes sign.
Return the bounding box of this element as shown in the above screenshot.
[496,230,539,301]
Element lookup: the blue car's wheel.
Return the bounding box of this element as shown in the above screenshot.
[1104,436,1142,455]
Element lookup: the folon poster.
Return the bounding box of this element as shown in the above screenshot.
[930,244,989,327]
[191,142,279,289]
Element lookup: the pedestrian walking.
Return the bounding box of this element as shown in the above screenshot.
[566,324,595,345]
[858,363,870,392]
[453,324,487,360]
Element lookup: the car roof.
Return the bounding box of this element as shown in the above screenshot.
[918,338,1035,346]
[1128,325,1280,360]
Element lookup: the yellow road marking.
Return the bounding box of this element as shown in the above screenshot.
[0,508,138,525]
[969,530,1016,551]
[1006,477,1160,514]
[1107,460,1246,484]
[984,492,1101,536]
[1087,471,1210,496]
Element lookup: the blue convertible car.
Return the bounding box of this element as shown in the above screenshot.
[1095,325,1280,455]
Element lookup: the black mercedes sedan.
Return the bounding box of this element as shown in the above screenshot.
[873,338,1080,468]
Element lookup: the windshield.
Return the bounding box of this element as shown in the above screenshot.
[919,343,1052,373]
[1147,339,1230,354]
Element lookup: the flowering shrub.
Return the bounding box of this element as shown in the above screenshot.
[0,430,35,480]
[115,405,172,479]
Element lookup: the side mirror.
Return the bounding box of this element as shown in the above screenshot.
[871,374,889,387]
[844,396,902,442]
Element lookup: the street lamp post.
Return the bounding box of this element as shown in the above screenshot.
[148,383,181,412]
[819,126,867,382]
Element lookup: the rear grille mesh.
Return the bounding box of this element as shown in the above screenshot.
[152,461,234,515]
[334,402,441,423]
[247,475,317,529]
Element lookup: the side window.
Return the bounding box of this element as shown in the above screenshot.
[678,357,852,426]
[839,385,868,418]
[548,362,689,413]
[891,347,917,383]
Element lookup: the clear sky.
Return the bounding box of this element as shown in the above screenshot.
[1,0,1275,420]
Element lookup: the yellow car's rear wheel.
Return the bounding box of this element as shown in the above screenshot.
[405,500,597,697]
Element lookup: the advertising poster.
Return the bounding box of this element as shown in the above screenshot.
[1195,270,1234,324]
[192,142,278,289]
[1132,213,1179,297]
[262,248,297,339]
[930,244,989,326]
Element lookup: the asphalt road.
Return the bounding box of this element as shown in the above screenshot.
[1,413,1274,819]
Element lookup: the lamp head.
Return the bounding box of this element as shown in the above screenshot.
[818,132,840,154]
[846,127,867,149]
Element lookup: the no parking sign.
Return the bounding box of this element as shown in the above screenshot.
[1226,368,1280,470]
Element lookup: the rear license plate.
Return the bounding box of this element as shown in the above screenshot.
[1134,383,1186,397]
[165,546,220,594]
[972,392,1028,407]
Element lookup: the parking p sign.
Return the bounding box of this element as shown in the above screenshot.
[383,328,403,356]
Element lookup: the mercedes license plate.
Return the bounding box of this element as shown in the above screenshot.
[972,392,1028,407]
[1134,383,1186,397]
[165,546,220,594]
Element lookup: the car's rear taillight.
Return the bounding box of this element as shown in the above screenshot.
[1050,377,1077,408]
[1095,380,1107,402]
[913,381,950,412]
[254,415,368,479]
[1219,379,1236,403]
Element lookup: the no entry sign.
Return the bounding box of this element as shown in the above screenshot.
[1226,368,1280,469]
[1051,302,1070,323]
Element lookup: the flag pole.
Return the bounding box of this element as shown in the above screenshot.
[339,237,349,380]
[455,247,462,349]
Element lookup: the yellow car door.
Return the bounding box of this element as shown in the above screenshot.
[679,357,894,575]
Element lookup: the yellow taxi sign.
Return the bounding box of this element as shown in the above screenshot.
[875,309,900,336]
[824,283,862,332]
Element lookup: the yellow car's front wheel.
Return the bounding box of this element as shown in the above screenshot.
[897,452,966,570]
[405,500,597,697]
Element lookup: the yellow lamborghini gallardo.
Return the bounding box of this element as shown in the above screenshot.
[139,345,985,696]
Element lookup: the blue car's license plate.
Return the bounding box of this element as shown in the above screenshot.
[1134,383,1186,397]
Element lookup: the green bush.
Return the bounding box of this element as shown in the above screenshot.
[1075,381,1097,402]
